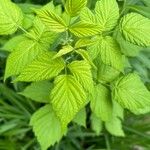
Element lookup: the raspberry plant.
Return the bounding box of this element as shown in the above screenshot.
[1,0,150,149]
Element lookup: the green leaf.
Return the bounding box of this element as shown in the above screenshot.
[119,13,150,46]
[65,0,87,16]
[91,113,103,136]
[30,104,63,150]
[68,60,94,93]
[16,52,65,82]
[91,84,113,121]
[105,115,125,137]
[113,73,150,112]
[5,39,44,80]
[37,7,67,32]
[75,38,96,49]
[96,60,120,83]
[93,36,123,71]
[73,108,86,127]
[69,22,102,37]
[50,75,87,129]
[0,0,23,35]
[5,20,57,79]
[53,45,73,59]
[75,49,96,69]
[114,29,142,57]
[2,35,26,52]
[95,0,119,31]
[80,7,96,24]
[20,81,53,103]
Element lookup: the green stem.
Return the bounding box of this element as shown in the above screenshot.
[105,134,111,150]
[18,26,37,41]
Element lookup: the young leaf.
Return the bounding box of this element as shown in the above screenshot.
[113,73,150,112]
[105,116,125,137]
[68,60,94,93]
[73,108,86,127]
[119,13,150,46]
[53,45,73,59]
[65,0,87,16]
[90,113,103,136]
[95,0,119,31]
[91,84,113,121]
[37,8,67,32]
[30,105,63,150]
[50,75,87,129]
[0,0,23,35]
[75,49,96,69]
[75,38,96,49]
[20,81,53,103]
[16,52,65,82]
[69,22,102,37]
[93,36,123,71]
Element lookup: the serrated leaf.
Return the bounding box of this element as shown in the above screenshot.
[113,73,150,112]
[30,105,63,150]
[5,39,44,80]
[53,45,73,59]
[2,35,26,52]
[114,29,142,57]
[91,84,113,121]
[95,0,119,31]
[37,7,67,32]
[50,75,87,129]
[93,36,123,71]
[69,22,102,37]
[65,0,87,16]
[105,116,125,137]
[75,49,96,69]
[68,60,93,93]
[5,20,57,79]
[0,0,23,35]
[16,52,65,82]
[73,108,86,127]
[91,113,103,135]
[120,13,150,46]
[20,81,53,103]
[80,7,96,23]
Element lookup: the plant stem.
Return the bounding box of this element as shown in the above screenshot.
[18,25,37,41]
[105,134,111,150]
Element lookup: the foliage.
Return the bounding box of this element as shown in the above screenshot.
[0,0,150,150]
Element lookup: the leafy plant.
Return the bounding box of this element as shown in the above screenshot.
[0,0,150,149]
